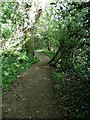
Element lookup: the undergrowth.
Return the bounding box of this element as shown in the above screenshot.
[2,51,39,92]
[53,71,90,119]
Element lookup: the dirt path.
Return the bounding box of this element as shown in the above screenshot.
[2,51,60,119]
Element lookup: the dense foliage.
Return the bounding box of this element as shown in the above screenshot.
[34,0,90,118]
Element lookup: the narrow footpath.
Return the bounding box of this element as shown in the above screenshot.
[2,51,60,119]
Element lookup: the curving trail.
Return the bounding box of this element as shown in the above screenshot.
[2,51,60,119]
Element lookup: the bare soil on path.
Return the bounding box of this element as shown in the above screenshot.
[2,51,60,119]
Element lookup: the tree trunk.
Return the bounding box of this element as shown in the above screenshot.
[27,28,34,58]
[53,53,61,65]
[47,41,51,51]
[48,46,61,64]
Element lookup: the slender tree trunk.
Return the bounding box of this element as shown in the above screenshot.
[53,53,61,65]
[27,28,34,58]
[48,46,61,64]
[47,41,51,51]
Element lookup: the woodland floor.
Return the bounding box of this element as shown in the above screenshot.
[2,51,60,119]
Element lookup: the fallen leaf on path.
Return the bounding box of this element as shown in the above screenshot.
[23,98,25,101]
[35,110,39,113]
[8,108,12,112]
[35,67,39,70]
